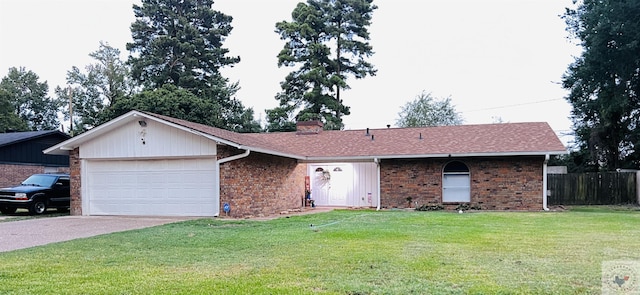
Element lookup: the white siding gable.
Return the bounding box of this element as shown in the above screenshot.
[80,119,217,159]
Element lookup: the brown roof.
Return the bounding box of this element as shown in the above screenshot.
[149,113,566,160]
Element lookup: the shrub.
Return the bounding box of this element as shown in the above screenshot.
[455,203,482,211]
[415,204,444,211]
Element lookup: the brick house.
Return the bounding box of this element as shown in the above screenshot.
[45,110,566,218]
[0,131,70,187]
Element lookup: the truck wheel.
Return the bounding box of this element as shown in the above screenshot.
[29,199,47,215]
[0,207,17,214]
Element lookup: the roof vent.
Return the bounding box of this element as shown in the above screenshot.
[296,120,324,135]
[365,128,370,136]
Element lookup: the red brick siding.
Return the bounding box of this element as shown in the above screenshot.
[296,120,323,134]
[218,146,306,218]
[0,164,69,188]
[470,157,543,210]
[380,156,544,210]
[69,148,82,215]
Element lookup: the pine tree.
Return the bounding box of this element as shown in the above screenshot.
[267,0,377,131]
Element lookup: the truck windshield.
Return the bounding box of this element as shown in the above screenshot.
[21,175,57,187]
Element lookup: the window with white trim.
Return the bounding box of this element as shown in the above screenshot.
[442,161,471,202]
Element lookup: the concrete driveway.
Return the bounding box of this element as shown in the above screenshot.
[0,215,194,252]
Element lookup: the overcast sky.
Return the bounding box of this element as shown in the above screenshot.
[0,0,581,146]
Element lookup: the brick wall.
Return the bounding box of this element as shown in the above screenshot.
[0,164,69,188]
[69,148,82,215]
[218,146,306,218]
[296,120,323,134]
[380,156,544,211]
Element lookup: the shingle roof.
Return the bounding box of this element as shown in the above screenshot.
[0,130,67,148]
[148,113,567,160]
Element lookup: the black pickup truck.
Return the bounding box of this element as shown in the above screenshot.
[0,173,70,215]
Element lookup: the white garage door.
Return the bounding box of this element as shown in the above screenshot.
[85,158,217,216]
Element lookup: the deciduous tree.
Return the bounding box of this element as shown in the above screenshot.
[396,92,463,128]
[0,89,27,132]
[55,42,133,134]
[103,84,260,133]
[0,67,61,131]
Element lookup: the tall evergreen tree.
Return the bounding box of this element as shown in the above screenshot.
[562,0,640,170]
[127,0,239,95]
[267,0,377,131]
[0,67,61,131]
[126,0,258,131]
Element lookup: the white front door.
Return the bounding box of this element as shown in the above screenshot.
[310,165,350,206]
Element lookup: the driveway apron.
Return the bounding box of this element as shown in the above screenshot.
[0,216,193,252]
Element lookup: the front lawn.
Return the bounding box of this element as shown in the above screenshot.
[0,208,638,294]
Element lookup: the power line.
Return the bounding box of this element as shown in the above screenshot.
[462,98,564,113]
[343,98,570,129]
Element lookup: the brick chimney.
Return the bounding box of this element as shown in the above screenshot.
[296,120,324,135]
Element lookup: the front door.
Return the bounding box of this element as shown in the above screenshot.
[310,165,350,206]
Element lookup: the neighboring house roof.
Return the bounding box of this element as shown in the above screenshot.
[45,110,567,160]
[0,130,69,148]
[0,130,71,166]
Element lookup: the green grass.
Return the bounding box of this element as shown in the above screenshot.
[1,208,639,294]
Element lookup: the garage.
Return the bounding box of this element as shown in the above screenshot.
[84,158,217,216]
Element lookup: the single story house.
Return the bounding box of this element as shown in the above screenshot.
[0,130,70,187]
[44,110,567,218]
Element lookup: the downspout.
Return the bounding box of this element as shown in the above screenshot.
[542,154,550,211]
[375,158,381,211]
[214,149,250,216]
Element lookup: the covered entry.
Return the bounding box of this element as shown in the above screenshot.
[308,162,378,207]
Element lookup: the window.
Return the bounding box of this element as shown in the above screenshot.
[56,177,70,187]
[442,161,470,202]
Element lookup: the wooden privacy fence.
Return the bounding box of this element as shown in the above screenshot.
[547,172,639,205]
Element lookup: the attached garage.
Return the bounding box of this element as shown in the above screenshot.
[45,111,222,217]
[84,158,216,216]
